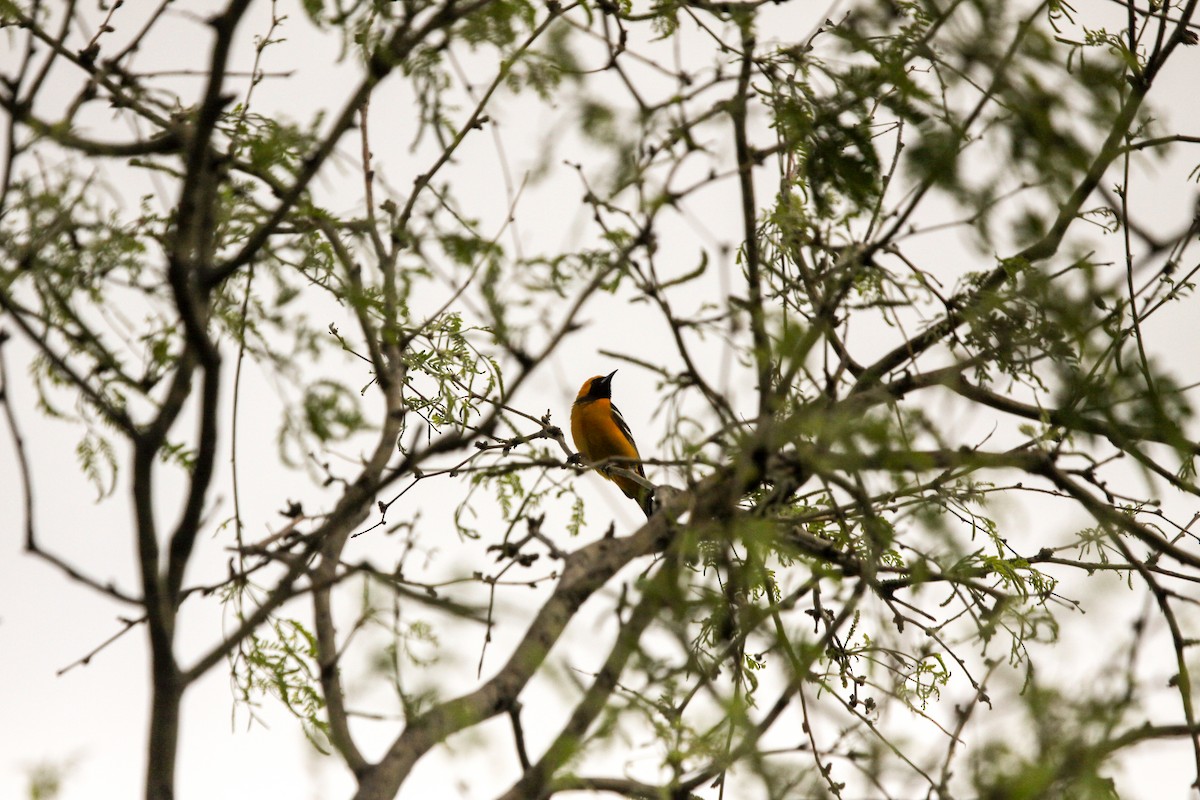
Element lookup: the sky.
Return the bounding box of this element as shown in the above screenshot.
[3,1,1200,798]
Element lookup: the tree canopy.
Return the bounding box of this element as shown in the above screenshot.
[3,0,1200,798]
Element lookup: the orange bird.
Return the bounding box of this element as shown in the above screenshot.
[571,370,654,517]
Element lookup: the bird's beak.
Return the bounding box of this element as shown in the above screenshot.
[605,369,618,382]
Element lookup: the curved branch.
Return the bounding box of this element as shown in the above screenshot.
[497,557,677,800]
[350,477,719,800]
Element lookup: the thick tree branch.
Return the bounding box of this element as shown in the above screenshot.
[497,558,677,800]
[349,478,719,800]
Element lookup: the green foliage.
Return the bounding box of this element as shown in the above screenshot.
[75,430,117,499]
[232,619,332,754]
[0,167,159,418]
[896,651,950,708]
[971,688,1125,800]
[24,758,74,800]
[768,77,884,218]
[228,112,323,179]
[520,21,580,98]
[299,0,324,26]
[302,379,369,443]
[458,0,537,50]
[400,312,500,429]
[0,0,23,23]
[958,264,1082,386]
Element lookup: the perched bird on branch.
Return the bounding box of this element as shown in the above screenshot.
[571,370,654,518]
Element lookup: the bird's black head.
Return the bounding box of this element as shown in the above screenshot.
[577,369,618,402]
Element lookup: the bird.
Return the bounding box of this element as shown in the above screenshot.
[571,370,654,517]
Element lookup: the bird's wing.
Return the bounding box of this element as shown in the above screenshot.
[608,402,637,449]
[608,402,645,476]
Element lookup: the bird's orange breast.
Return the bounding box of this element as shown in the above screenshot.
[571,399,637,463]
